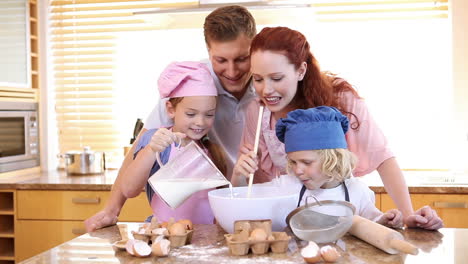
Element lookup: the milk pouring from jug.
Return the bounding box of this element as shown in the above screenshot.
[148,141,229,209]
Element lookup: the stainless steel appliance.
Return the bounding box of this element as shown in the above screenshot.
[0,101,39,173]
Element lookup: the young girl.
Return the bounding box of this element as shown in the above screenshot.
[270,106,402,227]
[120,61,226,224]
[233,26,443,230]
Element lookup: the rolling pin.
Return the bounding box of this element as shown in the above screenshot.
[348,215,418,255]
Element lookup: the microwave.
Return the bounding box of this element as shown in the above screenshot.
[0,101,39,173]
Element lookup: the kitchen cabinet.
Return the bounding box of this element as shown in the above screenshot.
[29,0,39,91]
[0,0,38,102]
[375,193,381,210]
[0,190,15,264]
[16,220,84,261]
[381,193,468,228]
[15,190,152,262]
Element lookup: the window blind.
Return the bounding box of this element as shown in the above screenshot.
[50,0,195,166]
[310,0,448,21]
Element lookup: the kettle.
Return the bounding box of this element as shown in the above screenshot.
[60,146,106,175]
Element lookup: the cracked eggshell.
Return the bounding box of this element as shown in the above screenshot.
[151,238,171,257]
[301,241,322,264]
[320,245,341,262]
[125,239,136,255]
[133,240,152,257]
[151,227,169,236]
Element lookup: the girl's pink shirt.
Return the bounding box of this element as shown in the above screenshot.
[240,90,394,183]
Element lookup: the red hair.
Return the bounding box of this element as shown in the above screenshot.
[250,27,361,129]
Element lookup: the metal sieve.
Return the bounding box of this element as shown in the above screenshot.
[286,196,355,243]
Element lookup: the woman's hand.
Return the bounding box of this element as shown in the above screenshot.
[149,128,186,153]
[377,209,403,228]
[232,145,258,186]
[404,205,444,230]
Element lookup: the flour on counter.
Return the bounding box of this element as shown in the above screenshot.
[168,245,303,264]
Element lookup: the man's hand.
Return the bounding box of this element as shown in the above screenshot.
[84,210,118,232]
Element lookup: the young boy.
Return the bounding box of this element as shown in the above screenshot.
[274,106,403,227]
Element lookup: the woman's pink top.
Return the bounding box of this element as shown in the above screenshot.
[150,142,215,224]
[240,89,394,183]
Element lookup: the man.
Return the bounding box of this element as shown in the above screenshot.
[85,5,257,232]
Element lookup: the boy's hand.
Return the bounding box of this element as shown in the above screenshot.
[149,128,186,153]
[404,206,444,230]
[377,209,403,228]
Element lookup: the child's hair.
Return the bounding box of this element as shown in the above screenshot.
[317,149,357,182]
[287,149,357,183]
[203,5,256,46]
[168,97,227,176]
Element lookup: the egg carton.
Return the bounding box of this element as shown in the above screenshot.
[132,229,193,248]
[224,219,291,256]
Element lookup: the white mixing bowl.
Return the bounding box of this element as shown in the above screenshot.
[208,185,298,233]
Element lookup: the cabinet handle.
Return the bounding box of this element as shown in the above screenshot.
[72,197,101,204]
[433,202,467,208]
[72,228,86,235]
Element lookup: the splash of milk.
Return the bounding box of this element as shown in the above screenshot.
[229,183,233,199]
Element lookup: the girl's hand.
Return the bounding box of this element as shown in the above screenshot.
[404,206,444,230]
[149,128,186,153]
[377,209,403,228]
[232,145,258,186]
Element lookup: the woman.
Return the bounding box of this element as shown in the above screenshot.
[232,26,442,230]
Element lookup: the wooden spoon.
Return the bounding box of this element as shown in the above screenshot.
[247,105,264,198]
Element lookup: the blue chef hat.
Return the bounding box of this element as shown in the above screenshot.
[276,106,349,153]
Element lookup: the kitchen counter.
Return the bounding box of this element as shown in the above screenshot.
[1,169,468,193]
[19,223,468,264]
[0,170,119,190]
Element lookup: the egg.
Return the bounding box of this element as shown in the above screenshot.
[320,245,341,262]
[301,241,322,264]
[151,239,171,257]
[177,219,193,230]
[168,222,186,236]
[249,228,268,241]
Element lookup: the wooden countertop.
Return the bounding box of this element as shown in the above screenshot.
[1,170,468,194]
[18,223,468,264]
